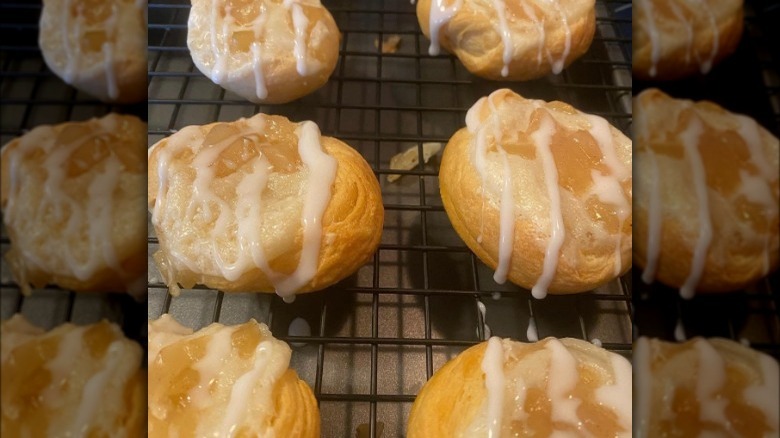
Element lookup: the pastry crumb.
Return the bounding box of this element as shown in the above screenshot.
[387,142,442,183]
[374,35,402,54]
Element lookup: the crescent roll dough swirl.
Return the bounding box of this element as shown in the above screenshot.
[440,89,632,298]
[148,114,383,300]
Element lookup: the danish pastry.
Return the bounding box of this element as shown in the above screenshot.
[39,0,147,103]
[634,89,779,297]
[634,337,779,437]
[188,0,340,104]
[0,113,148,295]
[148,314,320,438]
[439,89,632,298]
[0,314,146,437]
[416,0,596,80]
[633,0,744,80]
[407,337,632,437]
[148,113,383,300]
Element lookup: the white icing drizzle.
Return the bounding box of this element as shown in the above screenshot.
[638,0,660,77]
[693,339,729,430]
[3,120,123,282]
[735,115,777,276]
[530,112,564,299]
[519,1,545,66]
[679,115,711,299]
[743,353,780,431]
[594,354,633,435]
[427,0,463,56]
[674,317,686,341]
[42,325,88,406]
[219,339,277,437]
[691,0,719,74]
[589,169,629,277]
[466,97,489,243]
[668,1,694,65]
[272,121,337,299]
[480,337,506,438]
[209,0,230,84]
[68,341,124,436]
[466,93,570,298]
[289,3,311,76]
[736,115,774,180]
[493,146,515,284]
[102,4,119,100]
[152,117,337,300]
[633,337,651,438]
[489,0,513,77]
[250,10,269,100]
[477,300,491,339]
[526,316,538,342]
[191,327,234,409]
[61,0,78,83]
[546,0,572,74]
[641,147,662,284]
[544,339,581,429]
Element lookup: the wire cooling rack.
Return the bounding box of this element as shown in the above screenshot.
[147,1,633,436]
[0,1,147,342]
[633,0,780,361]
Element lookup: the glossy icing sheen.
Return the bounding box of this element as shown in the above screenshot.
[150,115,337,300]
[465,90,630,297]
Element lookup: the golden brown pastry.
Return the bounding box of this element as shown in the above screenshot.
[634,337,779,437]
[634,89,779,297]
[416,0,596,80]
[0,314,146,437]
[148,314,319,437]
[39,0,147,103]
[148,113,383,300]
[633,0,744,80]
[408,337,632,437]
[0,113,148,295]
[439,89,632,298]
[188,0,340,104]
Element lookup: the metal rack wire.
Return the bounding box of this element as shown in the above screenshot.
[0,1,146,342]
[147,1,633,436]
[633,0,780,361]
